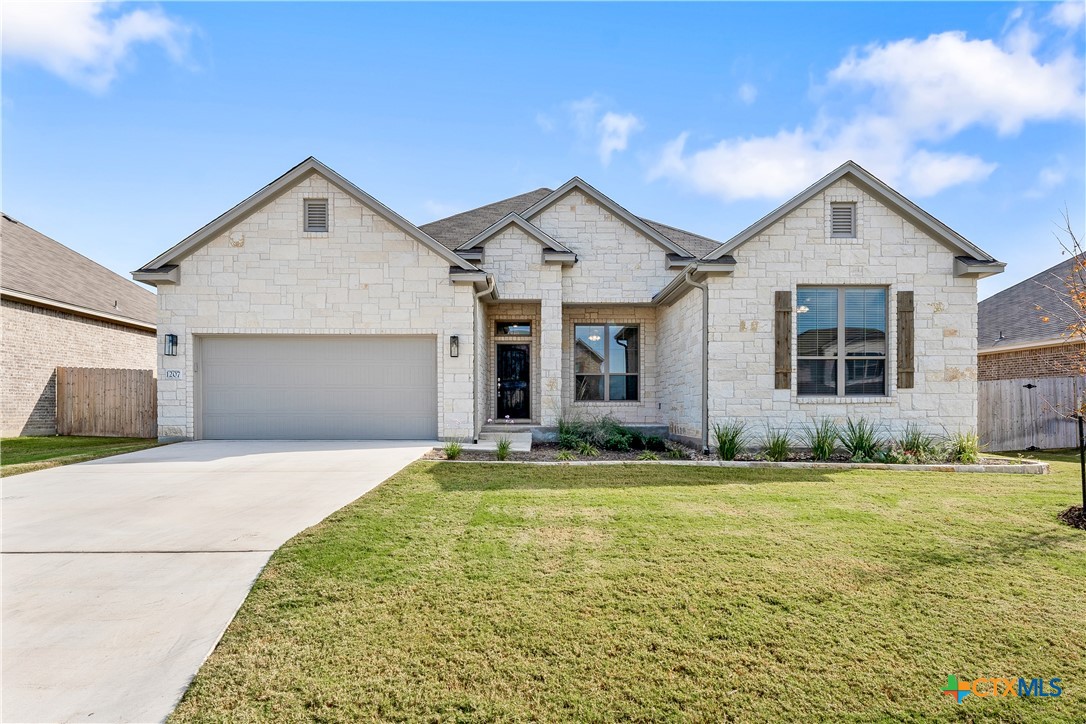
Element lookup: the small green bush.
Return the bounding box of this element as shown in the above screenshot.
[644,435,668,452]
[898,424,940,461]
[605,432,632,452]
[576,441,600,457]
[761,427,792,462]
[443,441,463,460]
[558,432,581,450]
[800,418,838,461]
[555,450,576,461]
[840,418,885,461]
[495,437,512,461]
[665,446,688,460]
[712,420,751,461]
[946,430,982,464]
[637,450,660,461]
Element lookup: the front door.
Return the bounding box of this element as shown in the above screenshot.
[496,344,530,419]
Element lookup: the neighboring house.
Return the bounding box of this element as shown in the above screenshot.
[133,157,1003,447]
[978,255,1085,380]
[2,214,157,436]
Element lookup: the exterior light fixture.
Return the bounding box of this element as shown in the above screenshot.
[164,334,178,356]
[588,334,601,342]
[450,335,459,358]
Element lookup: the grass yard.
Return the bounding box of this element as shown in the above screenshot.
[0,435,161,476]
[172,455,1086,722]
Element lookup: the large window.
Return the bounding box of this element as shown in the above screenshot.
[797,287,887,396]
[574,324,639,401]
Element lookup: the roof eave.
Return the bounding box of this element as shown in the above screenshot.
[1,287,156,331]
[132,266,180,286]
[954,257,1006,279]
[653,260,736,306]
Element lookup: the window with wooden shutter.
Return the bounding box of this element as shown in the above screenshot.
[830,203,855,238]
[304,199,329,232]
[897,291,915,389]
[774,291,792,389]
[796,286,887,396]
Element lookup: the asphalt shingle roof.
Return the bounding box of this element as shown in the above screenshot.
[419,188,723,257]
[1,213,157,325]
[978,255,1082,350]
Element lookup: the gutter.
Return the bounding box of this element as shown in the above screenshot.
[1,287,156,332]
[471,275,497,444]
[681,269,711,454]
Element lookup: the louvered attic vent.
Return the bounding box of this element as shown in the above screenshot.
[304,199,329,232]
[830,203,855,238]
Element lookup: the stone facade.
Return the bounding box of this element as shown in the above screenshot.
[1,299,156,436]
[657,286,704,445]
[154,173,476,440]
[978,343,1085,381]
[705,178,979,439]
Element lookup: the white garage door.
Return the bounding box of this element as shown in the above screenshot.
[199,336,437,440]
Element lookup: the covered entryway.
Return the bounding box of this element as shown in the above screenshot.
[199,336,437,439]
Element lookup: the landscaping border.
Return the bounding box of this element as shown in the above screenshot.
[435,459,1050,474]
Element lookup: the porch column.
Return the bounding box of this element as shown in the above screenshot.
[539,297,563,426]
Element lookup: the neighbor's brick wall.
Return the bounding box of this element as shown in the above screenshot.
[1,299,156,436]
[978,343,1086,381]
[706,178,980,439]
[657,286,703,444]
[155,173,476,440]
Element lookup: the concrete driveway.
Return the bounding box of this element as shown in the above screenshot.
[2,440,434,723]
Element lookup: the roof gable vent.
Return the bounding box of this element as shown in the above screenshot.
[830,203,855,238]
[304,199,329,232]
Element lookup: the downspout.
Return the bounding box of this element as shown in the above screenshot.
[472,275,496,444]
[682,267,710,453]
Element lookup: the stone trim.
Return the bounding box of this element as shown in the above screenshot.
[434,459,1050,474]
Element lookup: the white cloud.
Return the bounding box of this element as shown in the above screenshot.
[1,1,191,93]
[1049,0,1086,30]
[651,17,1084,201]
[1025,160,1070,198]
[737,82,758,104]
[596,112,643,166]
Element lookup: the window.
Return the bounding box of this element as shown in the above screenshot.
[495,321,531,336]
[304,199,329,232]
[797,286,887,396]
[830,203,855,238]
[574,324,639,401]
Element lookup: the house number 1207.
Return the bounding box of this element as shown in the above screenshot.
[164,370,183,380]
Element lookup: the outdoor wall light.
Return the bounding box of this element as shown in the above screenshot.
[164,334,178,356]
[450,335,459,358]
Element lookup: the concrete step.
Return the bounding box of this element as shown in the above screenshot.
[478,431,533,447]
[460,440,532,453]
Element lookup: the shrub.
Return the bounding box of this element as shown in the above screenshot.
[665,445,688,460]
[637,450,660,461]
[628,429,647,450]
[443,441,463,460]
[576,441,600,457]
[712,420,751,461]
[946,430,982,464]
[897,424,940,461]
[761,427,792,462]
[800,418,838,461]
[558,432,581,450]
[605,431,632,452]
[555,450,576,461]
[557,412,587,439]
[495,437,512,461]
[840,418,885,461]
[644,435,668,452]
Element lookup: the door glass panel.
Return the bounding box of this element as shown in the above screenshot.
[575,375,604,401]
[495,321,531,336]
[608,326,639,374]
[574,326,606,374]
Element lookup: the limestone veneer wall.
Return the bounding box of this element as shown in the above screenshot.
[657,287,704,444]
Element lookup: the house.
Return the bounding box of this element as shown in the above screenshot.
[978,255,1085,380]
[133,157,1003,447]
[2,214,157,436]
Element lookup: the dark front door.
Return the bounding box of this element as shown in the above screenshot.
[496,344,530,419]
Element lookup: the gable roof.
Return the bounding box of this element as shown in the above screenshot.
[137,157,477,274]
[978,255,1081,352]
[703,160,1002,268]
[521,177,695,257]
[458,212,574,253]
[1,214,156,328]
[420,182,723,258]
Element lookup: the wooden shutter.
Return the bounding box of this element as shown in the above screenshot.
[304,199,329,232]
[897,290,915,389]
[774,290,792,389]
[830,203,855,237]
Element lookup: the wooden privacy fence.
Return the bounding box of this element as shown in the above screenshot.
[56,367,157,438]
[978,376,1085,451]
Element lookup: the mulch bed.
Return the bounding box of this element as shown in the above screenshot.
[1058,505,1086,530]
[426,444,1026,466]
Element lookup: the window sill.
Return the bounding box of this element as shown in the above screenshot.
[572,400,642,405]
[795,395,893,404]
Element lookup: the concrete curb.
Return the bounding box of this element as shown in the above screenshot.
[431,459,1051,474]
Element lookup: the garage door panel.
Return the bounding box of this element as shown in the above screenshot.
[200,336,437,439]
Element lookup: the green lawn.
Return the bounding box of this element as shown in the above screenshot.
[172,455,1086,722]
[0,435,161,476]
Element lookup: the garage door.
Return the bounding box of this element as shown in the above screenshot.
[199,336,437,440]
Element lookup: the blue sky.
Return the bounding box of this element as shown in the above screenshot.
[3,2,1084,299]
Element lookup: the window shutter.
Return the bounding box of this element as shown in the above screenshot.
[304,199,329,232]
[830,203,855,237]
[897,290,915,389]
[774,290,792,389]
